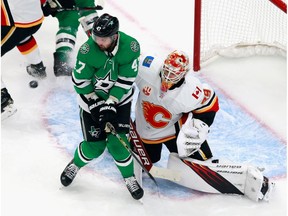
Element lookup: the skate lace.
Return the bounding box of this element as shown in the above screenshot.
[125,177,140,193]
[65,164,79,180]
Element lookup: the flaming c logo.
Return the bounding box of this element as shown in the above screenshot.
[142,101,172,128]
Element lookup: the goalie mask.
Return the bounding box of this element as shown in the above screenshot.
[160,50,190,92]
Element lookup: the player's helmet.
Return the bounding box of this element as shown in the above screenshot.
[92,13,119,38]
[160,50,190,92]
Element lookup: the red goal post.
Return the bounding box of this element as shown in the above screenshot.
[193,0,287,71]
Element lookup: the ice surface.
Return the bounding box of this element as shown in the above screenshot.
[1,0,286,216]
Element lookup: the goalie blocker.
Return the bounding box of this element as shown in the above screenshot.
[167,153,275,202]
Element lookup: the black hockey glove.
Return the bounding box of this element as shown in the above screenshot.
[41,0,76,17]
[99,102,117,131]
[88,98,105,122]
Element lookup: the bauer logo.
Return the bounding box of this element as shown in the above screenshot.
[142,56,154,67]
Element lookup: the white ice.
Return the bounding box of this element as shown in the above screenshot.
[1,0,287,216]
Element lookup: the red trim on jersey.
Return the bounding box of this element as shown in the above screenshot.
[17,36,38,54]
[193,95,219,114]
[141,135,176,144]
[14,16,44,28]
[40,0,47,5]
[1,0,12,26]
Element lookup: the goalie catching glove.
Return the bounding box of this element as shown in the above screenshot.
[177,112,210,157]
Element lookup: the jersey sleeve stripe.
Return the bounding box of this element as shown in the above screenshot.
[72,73,92,89]
[193,94,219,114]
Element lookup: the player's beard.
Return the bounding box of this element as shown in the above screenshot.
[98,39,117,52]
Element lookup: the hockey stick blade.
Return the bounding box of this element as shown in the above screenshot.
[149,166,181,182]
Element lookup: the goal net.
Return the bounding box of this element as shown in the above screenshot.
[193,0,287,71]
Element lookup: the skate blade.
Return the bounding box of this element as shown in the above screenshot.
[1,106,17,121]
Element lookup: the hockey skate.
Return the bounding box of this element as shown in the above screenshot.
[1,88,17,121]
[124,175,144,200]
[26,61,47,79]
[53,52,73,77]
[259,176,275,201]
[60,160,80,187]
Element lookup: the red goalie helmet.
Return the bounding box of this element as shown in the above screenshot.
[160,50,190,92]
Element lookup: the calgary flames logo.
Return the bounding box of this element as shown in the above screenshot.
[142,101,171,128]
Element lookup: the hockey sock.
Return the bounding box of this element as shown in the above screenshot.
[73,140,106,167]
[107,133,134,178]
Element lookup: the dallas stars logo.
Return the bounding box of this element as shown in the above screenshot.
[94,72,115,93]
[80,43,90,54]
[89,126,101,138]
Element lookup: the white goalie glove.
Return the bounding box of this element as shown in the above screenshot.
[177,113,210,157]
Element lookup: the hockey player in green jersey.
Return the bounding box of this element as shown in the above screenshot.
[42,0,99,76]
[60,13,143,200]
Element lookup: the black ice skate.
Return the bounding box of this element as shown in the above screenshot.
[124,175,144,200]
[259,176,275,201]
[60,160,80,187]
[26,61,47,79]
[53,52,73,77]
[1,88,17,120]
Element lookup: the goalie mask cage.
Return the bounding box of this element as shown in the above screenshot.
[193,0,287,71]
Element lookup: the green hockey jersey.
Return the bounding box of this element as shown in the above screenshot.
[72,31,140,110]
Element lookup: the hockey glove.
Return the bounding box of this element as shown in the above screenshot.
[42,0,76,16]
[88,98,105,122]
[99,101,117,131]
[41,0,61,16]
[177,113,210,157]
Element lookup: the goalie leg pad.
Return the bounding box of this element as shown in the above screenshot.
[167,153,221,193]
[244,166,275,202]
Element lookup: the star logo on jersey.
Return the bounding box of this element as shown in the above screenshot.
[89,126,101,138]
[94,72,114,93]
[142,86,151,96]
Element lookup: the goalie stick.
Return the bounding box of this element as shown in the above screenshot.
[129,119,181,182]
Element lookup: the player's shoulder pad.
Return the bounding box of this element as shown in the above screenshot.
[119,31,140,54]
[185,71,202,85]
[78,38,95,56]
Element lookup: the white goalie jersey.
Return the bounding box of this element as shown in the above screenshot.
[134,54,218,143]
[133,53,274,202]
